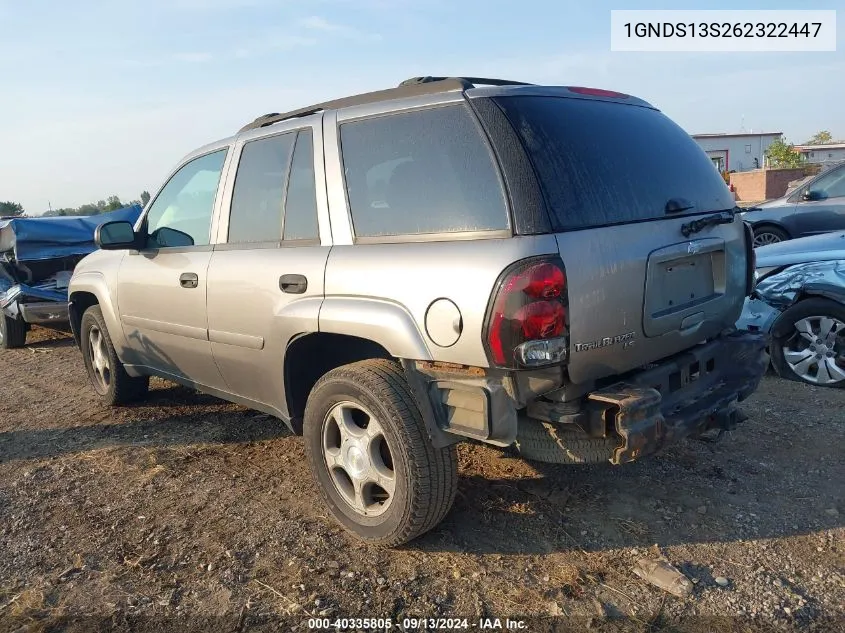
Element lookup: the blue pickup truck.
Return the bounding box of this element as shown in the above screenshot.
[0,205,142,348]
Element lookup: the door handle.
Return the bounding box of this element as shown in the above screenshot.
[179,272,199,289]
[279,274,307,294]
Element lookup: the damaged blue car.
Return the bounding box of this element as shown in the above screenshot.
[738,231,845,387]
[0,206,142,348]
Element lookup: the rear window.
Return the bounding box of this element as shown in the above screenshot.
[493,96,735,231]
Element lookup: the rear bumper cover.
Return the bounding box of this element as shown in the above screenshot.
[588,330,768,464]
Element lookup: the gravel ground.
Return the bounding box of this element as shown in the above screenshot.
[0,327,842,632]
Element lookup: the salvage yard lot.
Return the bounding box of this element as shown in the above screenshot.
[1,328,843,631]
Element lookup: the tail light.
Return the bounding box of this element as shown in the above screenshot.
[484,257,569,369]
[743,221,756,295]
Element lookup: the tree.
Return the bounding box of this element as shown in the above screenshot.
[140,190,151,206]
[765,138,803,168]
[104,195,124,211]
[0,201,25,217]
[806,130,833,145]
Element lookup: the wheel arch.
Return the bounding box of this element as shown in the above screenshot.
[68,272,127,353]
[771,288,845,338]
[283,332,393,434]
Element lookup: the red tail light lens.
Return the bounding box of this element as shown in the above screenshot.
[517,301,566,339]
[485,258,569,368]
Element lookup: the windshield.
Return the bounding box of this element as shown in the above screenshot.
[493,96,736,231]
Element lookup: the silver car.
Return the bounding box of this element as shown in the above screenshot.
[68,76,767,545]
[742,161,845,246]
[738,231,845,386]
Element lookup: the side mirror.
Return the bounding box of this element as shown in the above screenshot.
[95,221,137,250]
[803,189,824,202]
[150,226,195,248]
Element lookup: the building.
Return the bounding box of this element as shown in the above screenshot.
[794,143,845,167]
[692,132,783,173]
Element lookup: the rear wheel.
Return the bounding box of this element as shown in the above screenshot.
[515,418,620,464]
[0,313,27,349]
[771,298,845,387]
[303,359,458,546]
[752,225,788,247]
[81,305,150,405]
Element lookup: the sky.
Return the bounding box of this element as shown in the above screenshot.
[0,0,842,214]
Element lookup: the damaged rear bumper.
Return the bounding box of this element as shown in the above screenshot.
[588,330,768,464]
[0,283,69,324]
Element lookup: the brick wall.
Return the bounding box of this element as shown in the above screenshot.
[729,167,809,202]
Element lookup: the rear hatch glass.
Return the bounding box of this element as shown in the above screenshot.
[492,96,735,231]
[489,95,746,383]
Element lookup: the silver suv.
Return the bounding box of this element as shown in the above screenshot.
[69,77,768,546]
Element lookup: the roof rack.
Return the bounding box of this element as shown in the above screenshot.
[398,76,533,88]
[238,76,531,134]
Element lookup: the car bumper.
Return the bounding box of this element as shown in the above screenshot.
[588,330,768,464]
[19,301,70,325]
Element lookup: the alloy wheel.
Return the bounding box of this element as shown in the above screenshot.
[782,315,845,385]
[88,325,112,392]
[321,401,396,517]
[753,231,783,247]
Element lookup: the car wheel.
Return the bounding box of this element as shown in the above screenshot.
[0,313,27,349]
[303,359,458,546]
[771,298,845,387]
[752,225,788,247]
[80,305,150,405]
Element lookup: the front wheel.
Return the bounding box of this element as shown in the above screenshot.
[80,305,150,405]
[303,359,458,546]
[771,298,845,387]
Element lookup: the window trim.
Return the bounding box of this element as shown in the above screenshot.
[135,146,231,253]
[336,100,512,245]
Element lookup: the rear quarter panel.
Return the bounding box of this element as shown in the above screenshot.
[322,236,559,367]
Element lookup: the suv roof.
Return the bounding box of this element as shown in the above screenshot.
[236,76,655,134]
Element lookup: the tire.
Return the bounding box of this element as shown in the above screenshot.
[515,418,620,464]
[752,225,788,247]
[0,313,27,349]
[770,298,845,388]
[303,359,458,546]
[80,305,150,405]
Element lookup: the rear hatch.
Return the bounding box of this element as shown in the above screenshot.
[491,93,749,384]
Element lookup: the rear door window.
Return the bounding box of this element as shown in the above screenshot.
[493,96,735,231]
[228,132,296,243]
[339,104,508,238]
[282,130,319,241]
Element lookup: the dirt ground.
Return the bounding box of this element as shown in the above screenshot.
[0,327,842,632]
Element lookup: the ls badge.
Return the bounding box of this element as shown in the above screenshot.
[573,331,636,353]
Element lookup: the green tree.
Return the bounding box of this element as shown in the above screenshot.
[140,190,151,206]
[104,195,124,211]
[806,130,833,145]
[765,138,803,168]
[0,201,25,217]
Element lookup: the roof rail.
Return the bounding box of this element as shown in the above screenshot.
[238,77,471,134]
[399,76,534,88]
